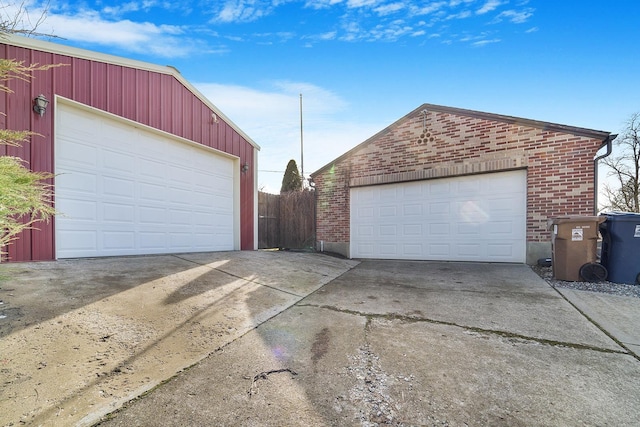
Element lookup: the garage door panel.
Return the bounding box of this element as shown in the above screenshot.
[403,224,422,236]
[139,158,167,180]
[429,181,451,195]
[58,140,99,168]
[103,176,135,199]
[487,243,517,258]
[403,204,422,216]
[57,172,97,195]
[350,170,526,262]
[104,232,135,250]
[139,183,166,202]
[429,202,449,215]
[429,223,449,235]
[457,223,481,236]
[138,206,166,224]
[429,243,450,256]
[139,232,167,248]
[458,180,481,193]
[168,165,193,185]
[488,221,514,234]
[103,150,135,174]
[379,206,397,217]
[103,203,135,223]
[56,103,237,258]
[458,244,481,257]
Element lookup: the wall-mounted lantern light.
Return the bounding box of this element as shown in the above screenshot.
[241,162,250,173]
[33,94,49,117]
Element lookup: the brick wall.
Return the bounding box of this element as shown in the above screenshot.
[314,108,605,255]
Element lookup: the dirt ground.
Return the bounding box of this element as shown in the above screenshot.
[0,251,358,426]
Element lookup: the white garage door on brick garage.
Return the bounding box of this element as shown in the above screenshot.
[350,170,527,262]
[55,102,238,258]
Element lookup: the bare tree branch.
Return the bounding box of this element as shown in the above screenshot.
[602,113,640,212]
[0,0,59,40]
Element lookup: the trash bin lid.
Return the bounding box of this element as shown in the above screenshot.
[600,211,640,221]
[547,216,605,230]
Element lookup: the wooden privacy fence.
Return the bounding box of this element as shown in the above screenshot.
[258,190,315,250]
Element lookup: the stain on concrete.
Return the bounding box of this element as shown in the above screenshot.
[311,327,331,364]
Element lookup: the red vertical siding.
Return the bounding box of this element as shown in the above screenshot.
[122,67,137,121]
[0,45,8,156]
[91,61,108,111]
[71,57,91,103]
[30,49,55,260]
[5,46,32,262]
[0,40,257,261]
[135,70,150,124]
[106,65,123,115]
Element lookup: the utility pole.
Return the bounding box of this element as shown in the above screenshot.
[300,93,304,180]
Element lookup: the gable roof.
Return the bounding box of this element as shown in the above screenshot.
[310,103,611,178]
[3,34,259,150]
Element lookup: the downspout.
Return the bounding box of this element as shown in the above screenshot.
[594,134,617,214]
[309,178,318,252]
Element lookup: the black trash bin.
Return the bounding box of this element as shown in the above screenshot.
[599,212,640,285]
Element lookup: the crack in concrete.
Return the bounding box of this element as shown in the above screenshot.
[247,368,298,397]
[549,285,640,362]
[346,319,400,426]
[296,303,630,356]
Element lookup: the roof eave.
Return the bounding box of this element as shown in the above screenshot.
[310,103,611,178]
[2,34,260,150]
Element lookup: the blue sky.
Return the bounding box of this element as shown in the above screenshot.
[6,0,640,193]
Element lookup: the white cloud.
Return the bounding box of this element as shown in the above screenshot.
[476,0,502,15]
[304,0,344,10]
[492,8,534,24]
[374,2,405,16]
[347,0,380,8]
[448,0,475,6]
[101,1,151,16]
[194,81,381,193]
[472,38,500,46]
[213,0,272,23]
[410,2,447,16]
[0,1,209,58]
[13,0,537,55]
[444,10,472,20]
[319,30,337,39]
[39,10,201,57]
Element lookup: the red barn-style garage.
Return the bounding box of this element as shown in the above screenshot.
[1,35,259,262]
[310,104,614,264]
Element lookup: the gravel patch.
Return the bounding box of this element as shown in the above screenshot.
[531,265,640,299]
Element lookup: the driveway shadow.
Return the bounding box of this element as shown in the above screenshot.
[0,251,358,427]
[0,255,198,338]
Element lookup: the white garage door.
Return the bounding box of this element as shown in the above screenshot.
[350,170,526,262]
[55,102,238,258]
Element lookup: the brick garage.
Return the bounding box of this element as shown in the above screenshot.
[310,103,613,264]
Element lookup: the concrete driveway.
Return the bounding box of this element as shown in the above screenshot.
[98,258,640,427]
[2,254,640,426]
[0,251,358,426]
